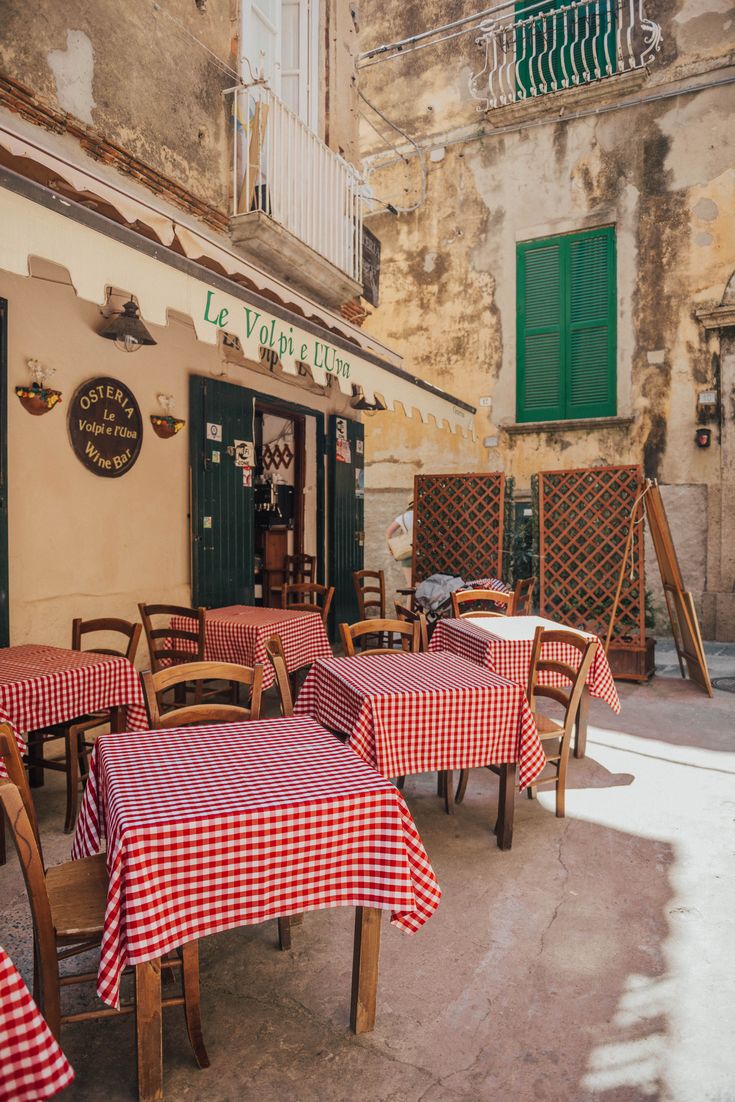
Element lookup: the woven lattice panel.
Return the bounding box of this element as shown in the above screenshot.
[539,465,645,643]
[412,474,506,584]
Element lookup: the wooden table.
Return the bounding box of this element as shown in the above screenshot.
[429,615,620,758]
[295,652,545,848]
[0,944,75,1101]
[171,606,332,690]
[0,644,148,784]
[72,716,440,1100]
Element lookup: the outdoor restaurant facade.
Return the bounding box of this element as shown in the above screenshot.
[0,1,475,650]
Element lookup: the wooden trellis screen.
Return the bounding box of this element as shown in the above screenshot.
[538,465,645,644]
[412,473,506,584]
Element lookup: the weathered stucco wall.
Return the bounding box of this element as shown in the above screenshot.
[358,0,735,636]
[0,0,235,211]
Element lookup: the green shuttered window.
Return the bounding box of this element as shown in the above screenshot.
[516,226,616,422]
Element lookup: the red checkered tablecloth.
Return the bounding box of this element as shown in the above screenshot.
[170,606,332,689]
[294,653,545,789]
[0,644,148,768]
[429,615,620,713]
[72,716,440,1008]
[0,946,74,1101]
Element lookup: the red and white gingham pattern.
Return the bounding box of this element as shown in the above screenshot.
[0,946,74,1101]
[72,716,440,1008]
[0,644,148,765]
[170,606,332,689]
[294,653,545,789]
[429,617,621,713]
[466,578,513,594]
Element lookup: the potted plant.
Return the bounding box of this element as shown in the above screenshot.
[15,360,62,416]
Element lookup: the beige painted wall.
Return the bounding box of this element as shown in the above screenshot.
[1,263,353,652]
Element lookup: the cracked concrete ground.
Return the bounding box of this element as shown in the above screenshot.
[1,645,734,1101]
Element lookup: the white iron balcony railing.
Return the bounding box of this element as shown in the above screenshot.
[469,0,662,111]
[232,86,363,284]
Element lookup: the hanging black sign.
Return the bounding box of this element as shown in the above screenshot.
[69,377,143,478]
[362,226,381,307]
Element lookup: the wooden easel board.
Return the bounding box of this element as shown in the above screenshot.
[645,482,712,696]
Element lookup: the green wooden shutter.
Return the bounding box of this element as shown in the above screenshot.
[189,376,256,608]
[517,239,564,422]
[516,0,617,98]
[567,227,616,418]
[328,415,364,636]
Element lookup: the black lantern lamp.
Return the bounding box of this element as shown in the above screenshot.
[100,299,157,353]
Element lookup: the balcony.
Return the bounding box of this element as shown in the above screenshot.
[469,0,662,112]
[230,86,364,309]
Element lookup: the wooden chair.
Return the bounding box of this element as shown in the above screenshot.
[511,576,536,615]
[286,553,316,585]
[281,583,334,625]
[394,602,429,652]
[454,626,597,834]
[141,661,264,729]
[353,570,386,620]
[340,618,419,657]
[138,603,205,672]
[0,725,208,1069]
[24,617,143,834]
[264,636,293,717]
[522,627,597,817]
[451,588,513,618]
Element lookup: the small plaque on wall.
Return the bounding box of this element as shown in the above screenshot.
[69,377,143,477]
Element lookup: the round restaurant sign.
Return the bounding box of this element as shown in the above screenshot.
[69,377,143,478]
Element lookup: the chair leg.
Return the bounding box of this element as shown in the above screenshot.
[0,814,5,867]
[455,770,469,804]
[442,771,454,815]
[527,785,536,800]
[64,728,80,834]
[436,772,445,797]
[395,775,405,790]
[181,942,210,1069]
[278,917,292,951]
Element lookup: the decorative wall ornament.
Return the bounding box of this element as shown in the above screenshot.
[261,442,294,471]
[150,393,185,439]
[69,376,143,477]
[15,359,62,416]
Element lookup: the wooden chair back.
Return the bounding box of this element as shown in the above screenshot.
[0,724,42,857]
[526,627,597,738]
[340,618,419,657]
[281,583,334,625]
[264,635,293,717]
[138,603,206,672]
[72,617,142,662]
[511,577,536,616]
[353,570,386,620]
[0,780,59,1028]
[394,602,429,652]
[451,589,513,618]
[142,661,264,729]
[285,553,316,585]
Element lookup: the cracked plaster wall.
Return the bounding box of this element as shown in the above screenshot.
[358,0,735,637]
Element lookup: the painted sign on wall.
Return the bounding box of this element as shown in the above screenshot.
[68,377,143,477]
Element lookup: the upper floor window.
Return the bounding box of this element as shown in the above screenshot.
[243,0,319,130]
[516,227,617,423]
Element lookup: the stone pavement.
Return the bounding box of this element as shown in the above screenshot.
[1,644,734,1101]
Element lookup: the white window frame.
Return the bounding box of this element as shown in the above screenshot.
[241,0,320,132]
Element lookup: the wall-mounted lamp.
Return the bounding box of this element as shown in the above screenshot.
[99,299,157,353]
[350,384,387,411]
[694,427,711,448]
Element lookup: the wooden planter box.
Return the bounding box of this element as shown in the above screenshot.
[608,636,656,682]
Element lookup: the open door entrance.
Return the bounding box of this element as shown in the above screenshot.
[328,414,364,630]
[189,375,256,608]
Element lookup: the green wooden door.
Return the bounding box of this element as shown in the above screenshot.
[328,415,364,632]
[189,375,256,608]
[0,299,8,645]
